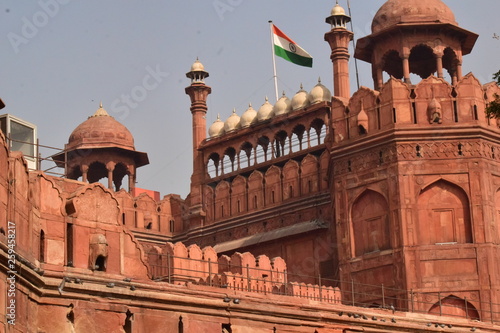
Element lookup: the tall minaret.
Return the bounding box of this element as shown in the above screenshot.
[185,59,211,225]
[324,1,353,99]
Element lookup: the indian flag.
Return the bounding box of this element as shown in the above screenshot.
[272,24,313,68]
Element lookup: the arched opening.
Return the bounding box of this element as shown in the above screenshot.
[382,50,403,79]
[87,161,108,184]
[239,142,253,169]
[351,190,391,257]
[95,255,107,272]
[256,136,270,163]
[417,180,472,245]
[429,295,480,320]
[222,147,236,174]
[207,153,220,178]
[274,131,288,158]
[442,47,459,82]
[112,162,128,191]
[291,124,306,153]
[309,119,325,147]
[409,44,436,79]
[123,310,133,333]
[39,229,45,263]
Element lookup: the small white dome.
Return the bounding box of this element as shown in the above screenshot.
[308,78,332,104]
[190,58,205,72]
[257,97,274,121]
[208,114,225,137]
[331,3,346,16]
[273,92,292,116]
[224,108,241,132]
[291,84,310,111]
[240,103,258,128]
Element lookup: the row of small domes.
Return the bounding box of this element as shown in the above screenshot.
[209,79,331,137]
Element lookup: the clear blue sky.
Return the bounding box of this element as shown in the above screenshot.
[0,0,499,198]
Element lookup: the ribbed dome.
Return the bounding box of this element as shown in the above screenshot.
[273,92,292,116]
[208,114,225,137]
[372,0,457,34]
[68,104,135,151]
[257,97,274,121]
[291,84,310,111]
[224,109,241,132]
[308,79,332,104]
[240,103,257,128]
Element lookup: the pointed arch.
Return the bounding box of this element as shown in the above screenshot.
[300,154,319,195]
[282,160,300,201]
[214,181,230,220]
[248,171,264,211]
[265,166,282,206]
[291,124,306,153]
[207,152,220,178]
[238,142,254,169]
[222,147,236,174]
[351,189,391,257]
[429,295,480,320]
[409,44,436,79]
[231,175,247,215]
[204,186,215,224]
[417,180,472,245]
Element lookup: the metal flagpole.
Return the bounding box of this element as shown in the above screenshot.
[347,0,360,90]
[269,20,279,102]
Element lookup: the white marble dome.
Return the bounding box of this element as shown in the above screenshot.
[273,92,292,116]
[208,114,225,137]
[224,109,241,132]
[308,78,332,104]
[240,103,258,128]
[257,97,274,122]
[291,84,310,111]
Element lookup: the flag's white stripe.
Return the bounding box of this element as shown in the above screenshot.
[273,34,312,59]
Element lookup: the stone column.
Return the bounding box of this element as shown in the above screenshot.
[402,56,411,84]
[106,162,116,190]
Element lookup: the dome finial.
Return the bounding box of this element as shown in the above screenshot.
[99,101,103,109]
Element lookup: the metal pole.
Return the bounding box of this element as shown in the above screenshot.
[410,289,414,313]
[168,253,171,284]
[319,274,322,302]
[351,279,355,306]
[346,0,360,90]
[269,21,279,102]
[465,297,468,319]
[246,264,251,292]
[382,284,385,309]
[438,292,442,316]
[208,258,212,287]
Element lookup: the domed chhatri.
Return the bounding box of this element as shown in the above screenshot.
[208,114,225,138]
[53,103,149,192]
[257,97,274,122]
[186,58,209,83]
[372,0,456,34]
[67,103,135,151]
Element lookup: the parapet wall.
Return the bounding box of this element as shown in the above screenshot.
[146,241,341,303]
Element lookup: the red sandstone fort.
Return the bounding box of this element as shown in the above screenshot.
[1,0,500,332]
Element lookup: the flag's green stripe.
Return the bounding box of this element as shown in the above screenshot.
[274,45,313,68]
